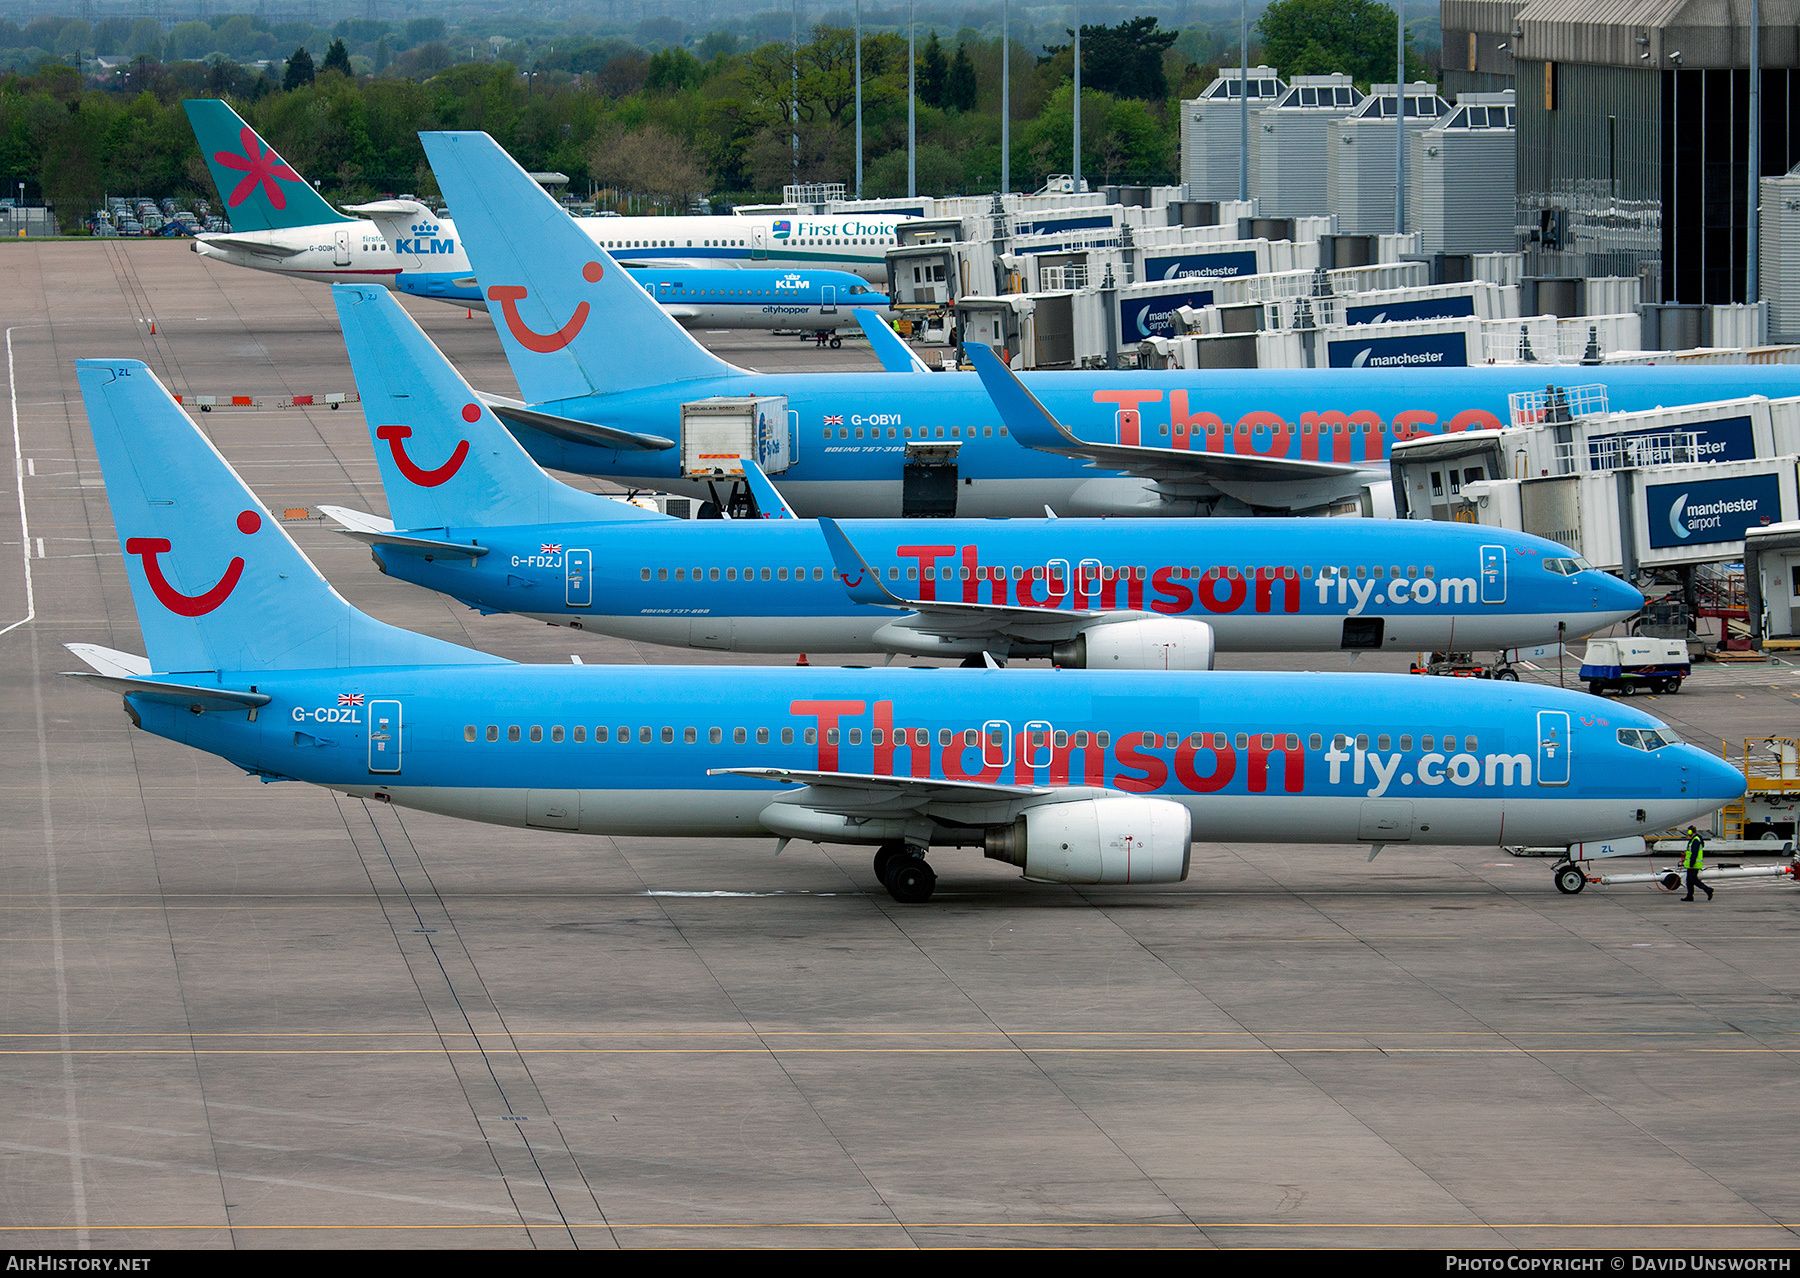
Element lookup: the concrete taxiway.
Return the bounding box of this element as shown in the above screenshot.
[2,241,1798,1249]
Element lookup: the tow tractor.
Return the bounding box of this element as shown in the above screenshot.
[1410,651,1521,680]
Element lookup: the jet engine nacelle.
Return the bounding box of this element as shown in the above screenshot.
[1052,618,1215,671]
[985,797,1192,884]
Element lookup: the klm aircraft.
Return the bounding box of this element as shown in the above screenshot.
[324,284,1642,662]
[181,99,904,303]
[66,357,1740,901]
[425,129,1800,518]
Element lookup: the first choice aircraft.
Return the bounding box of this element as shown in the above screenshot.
[323,284,1642,663]
[66,357,1740,902]
[426,128,1800,519]
[180,98,904,300]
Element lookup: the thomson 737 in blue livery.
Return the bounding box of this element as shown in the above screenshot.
[66,357,1740,901]
[325,284,1642,663]
[424,129,1800,519]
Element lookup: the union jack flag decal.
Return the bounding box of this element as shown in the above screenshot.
[823,415,844,426]
[338,693,364,706]
[541,543,563,555]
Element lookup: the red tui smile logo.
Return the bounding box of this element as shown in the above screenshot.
[486,261,603,354]
[126,509,259,616]
[213,128,303,210]
[375,421,470,487]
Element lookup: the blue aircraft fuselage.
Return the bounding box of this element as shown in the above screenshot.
[373,516,1640,658]
[134,665,1737,851]
[513,362,1800,519]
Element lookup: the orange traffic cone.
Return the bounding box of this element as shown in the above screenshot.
[466,309,472,319]
[795,654,810,666]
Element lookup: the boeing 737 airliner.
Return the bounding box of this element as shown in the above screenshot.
[68,357,1738,900]
[181,99,906,301]
[324,284,1642,662]
[424,129,1800,519]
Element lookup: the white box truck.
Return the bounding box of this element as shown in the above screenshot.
[680,396,792,478]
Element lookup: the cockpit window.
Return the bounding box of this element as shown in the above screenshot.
[849,284,869,294]
[1543,557,1596,576]
[1617,727,1677,751]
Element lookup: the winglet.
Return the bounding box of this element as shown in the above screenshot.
[740,459,797,520]
[854,310,932,373]
[965,342,1087,450]
[816,518,910,608]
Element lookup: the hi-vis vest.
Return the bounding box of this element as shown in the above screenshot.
[1684,833,1705,870]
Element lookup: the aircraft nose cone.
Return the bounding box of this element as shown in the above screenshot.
[1690,747,1748,805]
[1590,572,1645,626]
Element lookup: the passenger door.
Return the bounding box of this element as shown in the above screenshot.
[565,549,592,607]
[751,225,768,260]
[1480,544,1507,604]
[1537,710,1570,786]
[333,228,351,267]
[367,700,401,774]
[821,285,837,315]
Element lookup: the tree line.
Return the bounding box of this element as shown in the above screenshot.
[0,2,1428,221]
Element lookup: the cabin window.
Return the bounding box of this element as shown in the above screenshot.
[760,567,771,581]
[778,567,789,581]
[551,726,564,743]
[574,727,586,743]
[464,725,476,742]
[1054,731,1068,747]
[595,726,609,742]
[641,568,651,580]
[826,728,839,744]
[1235,733,1249,749]
[781,727,794,744]
[1377,735,1390,751]
[871,729,885,745]
[1309,733,1322,750]
[1399,735,1412,750]
[1097,732,1110,747]
[849,728,862,745]
[682,727,696,744]
[1334,734,1348,749]
[675,568,685,581]
[1074,731,1089,746]
[508,726,521,742]
[1356,734,1369,750]
[657,568,667,581]
[813,568,824,581]
[938,729,953,747]
[732,727,746,743]
[1423,735,1435,750]
[1423,566,1435,578]
[1464,736,1478,752]
[756,727,769,744]
[638,726,651,743]
[727,568,737,581]
[709,568,720,581]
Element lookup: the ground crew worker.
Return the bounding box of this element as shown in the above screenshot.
[1682,826,1714,901]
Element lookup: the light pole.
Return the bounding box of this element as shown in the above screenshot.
[1072,0,1081,188]
[1001,0,1009,195]
[854,0,863,198]
[908,0,916,198]
[791,0,800,186]
[1238,0,1248,202]
[1749,0,1762,302]
[1395,1,1405,234]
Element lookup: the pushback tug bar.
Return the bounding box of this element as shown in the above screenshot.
[1595,860,1800,891]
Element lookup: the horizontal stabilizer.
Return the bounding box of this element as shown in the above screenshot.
[63,673,270,711]
[740,460,797,520]
[63,643,151,679]
[318,506,489,558]
[481,394,674,452]
[854,310,932,373]
[196,234,306,260]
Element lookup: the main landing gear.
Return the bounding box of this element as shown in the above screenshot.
[1553,862,1589,894]
[874,842,937,903]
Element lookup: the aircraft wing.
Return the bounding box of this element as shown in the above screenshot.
[710,766,1053,810]
[966,342,1365,484]
[854,309,933,373]
[740,460,797,519]
[479,393,675,452]
[817,516,1122,642]
[196,234,306,260]
[318,505,489,559]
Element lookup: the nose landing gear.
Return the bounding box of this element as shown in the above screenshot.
[1553,863,1589,894]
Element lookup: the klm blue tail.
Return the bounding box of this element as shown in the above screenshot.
[331,285,667,530]
[419,130,740,403]
[182,99,353,233]
[75,360,505,674]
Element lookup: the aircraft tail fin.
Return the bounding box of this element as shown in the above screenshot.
[181,98,354,232]
[332,285,668,530]
[419,130,742,403]
[854,310,932,373]
[75,360,505,674]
